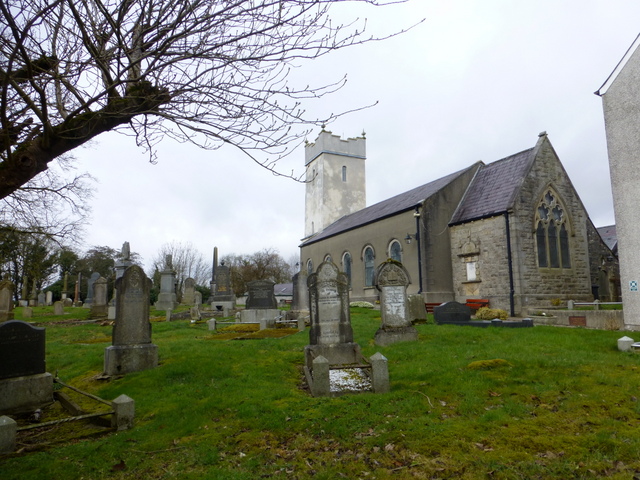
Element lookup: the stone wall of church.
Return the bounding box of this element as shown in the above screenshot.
[449,137,593,315]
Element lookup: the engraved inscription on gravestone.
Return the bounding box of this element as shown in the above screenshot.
[317,282,341,345]
[0,320,46,380]
[246,280,277,309]
[434,301,471,324]
[113,266,152,346]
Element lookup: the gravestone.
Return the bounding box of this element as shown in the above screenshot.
[305,261,359,366]
[182,278,196,305]
[373,260,418,346]
[246,280,277,309]
[303,261,390,397]
[22,307,33,319]
[194,291,202,307]
[290,270,310,321]
[19,276,28,307]
[434,301,471,324]
[0,320,53,414]
[90,277,108,318]
[155,255,178,311]
[104,265,158,376]
[53,301,64,316]
[84,272,101,307]
[210,260,235,310]
[239,280,279,328]
[0,280,15,322]
[37,291,45,307]
[45,290,53,306]
[407,294,428,322]
[28,280,37,307]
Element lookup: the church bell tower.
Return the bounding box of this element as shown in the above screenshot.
[304,130,367,239]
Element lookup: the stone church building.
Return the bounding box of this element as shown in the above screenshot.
[299,130,618,315]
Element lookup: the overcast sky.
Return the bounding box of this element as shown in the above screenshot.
[71,0,640,272]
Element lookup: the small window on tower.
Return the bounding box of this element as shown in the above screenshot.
[342,166,347,182]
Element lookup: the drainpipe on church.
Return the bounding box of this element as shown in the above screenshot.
[504,211,515,317]
[415,206,423,294]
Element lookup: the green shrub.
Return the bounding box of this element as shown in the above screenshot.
[475,306,508,320]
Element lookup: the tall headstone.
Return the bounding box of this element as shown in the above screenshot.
[182,278,196,305]
[104,265,158,376]
[305,261,360,367]
[291,270,310,320]
[84,272,101,307]
[210,259,235,310]
[45,290,53,306]
[53,300,64,316]
[239,280,279,328]
[28,280,37,307]
[90,277,108,318]
[20,276,28,307]
[0,320,53,414]
[373,260,418,346]
[0,280,15,322]
[37,291,45,307]
[155,255,178,311]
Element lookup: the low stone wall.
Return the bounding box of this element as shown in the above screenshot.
[523,308,624,330]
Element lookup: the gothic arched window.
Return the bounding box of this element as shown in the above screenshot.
[389,240,402,263]
[306,259,314,275]
[342,252,352,285]
[535,189,571,269]
[364,246,375,286]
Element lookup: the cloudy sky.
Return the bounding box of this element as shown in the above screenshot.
[71,0,640,272]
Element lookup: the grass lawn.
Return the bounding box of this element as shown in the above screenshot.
[2,307,640,479]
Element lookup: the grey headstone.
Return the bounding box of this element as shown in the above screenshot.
[291,271,310,311]
[194,291,202,306]
[37,291,45,307]
[0,415,17,453]
[0,280,15,322]
[0,320,45,379]
[155,262,178,311]
[90,277,108,318]
[182,278,196,305]
[85,272,101,306]
[246,280,277,309]
[111,394,135,431]
[53,301,64,316]
[113,266,152,345]
[22,307,33,319]
[45,291,53,306]
[308,262,353,346]
[434,301,472,324]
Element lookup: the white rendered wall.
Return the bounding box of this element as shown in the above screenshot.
[304,131,366,238]
[602,45,640,329]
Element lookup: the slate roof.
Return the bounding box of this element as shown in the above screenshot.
[274,283,293,296]
[449,147,537,225]
[597,225,618,253]
[300,164,479,247]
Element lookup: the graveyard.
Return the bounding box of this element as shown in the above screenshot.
[2,303,640,479]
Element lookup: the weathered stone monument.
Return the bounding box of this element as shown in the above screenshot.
[90,277,108,318]
[0,279,15,322]
[373,260,418,346]
[53,300,64,316]
[290,270,310,321]
[0,320,53,414]
[45,290,52,306]
[209,249,235,311]
[182,278,196,305]
[84,272,101,308]
[239,280,280,328]
[37,291,45,307]
[104,265,158,376]
[155,255,178,311]
[303,261,389,397]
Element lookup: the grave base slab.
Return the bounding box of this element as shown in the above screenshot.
[0,373,54,415]
[374,326,419,347]
[104,344,158,376]
[304,343,362,369]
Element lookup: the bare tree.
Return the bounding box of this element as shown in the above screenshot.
[0,0,413,201]
[223,247,291,295]
[150,241,209,291]
[0,153,93,240]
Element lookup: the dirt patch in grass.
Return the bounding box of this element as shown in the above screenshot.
[205,324,299,340]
